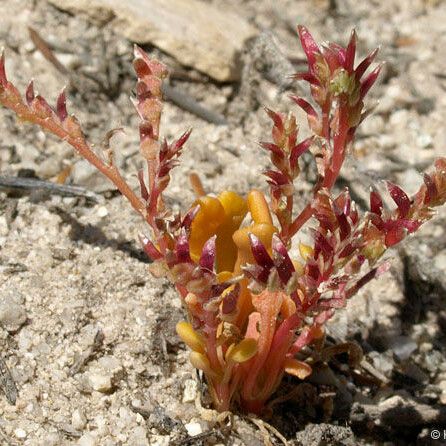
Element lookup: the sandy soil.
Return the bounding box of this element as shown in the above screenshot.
[0,0,445,444]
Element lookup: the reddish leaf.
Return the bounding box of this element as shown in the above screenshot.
[56,88,68,121]
[370,189,383,215]
[289,95,318,118]
[222,283,240,314]
[264,170,289,186]
[344,29,357,72]
[0,51,6,87]
[423,173,437,205]
[259,141,284,158]
[289,137,313,169]
[140,235,163,260]
[355,47,379,80]
[138,170,149,201]
[292,71,320,86]
[387,181,411,217]
[385,225,406,247]
[182,205,200,230]
[25,81,35,105]
[297,25,320,69]
[272,234,295,284]
[176,228,191,263]
[199,235,216,271]
[249,233,274,269]
[265,108,284,133]
[360,63,383,99]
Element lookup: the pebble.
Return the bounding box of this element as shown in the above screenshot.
[72,408,87,430]
[97,206,109,218]
[77,432,97,446]
[416,133,433,149]
[88,373,113,393]
[184,421,203,436]
[149,435,171,446]
[182,379,197,403]
[0,295,27,332]
[14,428,27,439]
[434,251,446,271]
[387,336,418,361]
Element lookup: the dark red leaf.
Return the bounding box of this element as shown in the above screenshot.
[265,108,284,133]
[272,234,295,284]
[182,205,200,230]
[387,181,411,217]
[355,47,379,80]
[222,283,240,314]
[384,225,406,247]
[259,141,284,158]
[25,81,35,105]
[199,235,216,271]
[292,71,320,86]
[423,173,437,205]
[0,51,6,87]
[360,63,383,99]
[56,88,68,121]
[370,189,383,215]
[264,170,289,185]
[344,29,357,72]
[176,228,191,263]
[249,233,274,269]
[289,136,313,169]
[289,95,318,118]
[297,25,320,69]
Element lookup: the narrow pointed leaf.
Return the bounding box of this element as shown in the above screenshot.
[387,181,411,217]
[355,47,379,80]
[199,235,216,271]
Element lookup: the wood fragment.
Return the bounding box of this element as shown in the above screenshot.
[28,26,70,76]
[29,25,228,125]
[0,176,100,203]
[0,355,18,405]
[162,83,227,125]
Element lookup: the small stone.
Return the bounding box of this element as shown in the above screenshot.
[0,295,27,332]
[387,336,417,361]
[88,373,113,393]
[48,0,256,81]
[43,433,61,446]
[97,206,109,218]
[184,421,203,436]
[14,428,27,439]
[149,435,171,446]
[72,408,87,430]
[416,133,433,149]
[182,379,197,403]
[419,342,433,353]
[78,432,97,446]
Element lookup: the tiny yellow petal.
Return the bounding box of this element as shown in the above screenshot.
[189,352,219,379]
[284,358,312,379]
[299,242,314,261]
[226,338,258,363]
[176,321,205,354]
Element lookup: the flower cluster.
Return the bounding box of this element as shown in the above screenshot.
[1,27,445,414]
